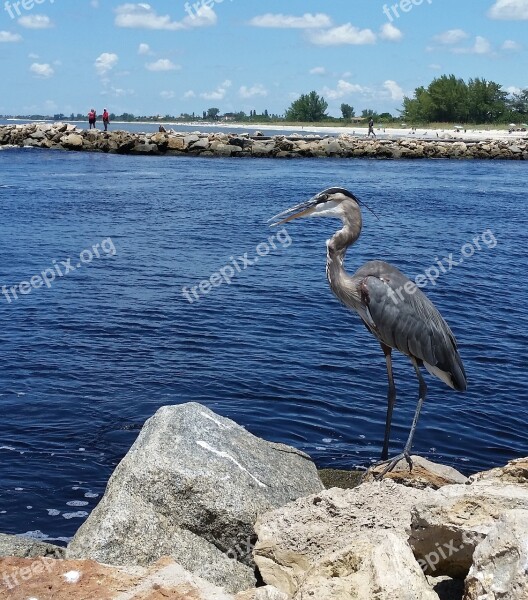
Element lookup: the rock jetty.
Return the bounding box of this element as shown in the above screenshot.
[0,402,527,600]
[1,122,527,160]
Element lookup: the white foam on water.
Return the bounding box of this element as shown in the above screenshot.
[66,500,88,507]
[62,511,89,519]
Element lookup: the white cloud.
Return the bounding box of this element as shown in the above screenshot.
[433,29,469,44]
[453,36,492,55]
[239,84,268,99]
[200,80,232,101]
[95,53,119,75]
[506,85,522,95]
[138,43,151,55]
[488,0,528,20]
[183,6,217,27]
[91,0,100,7]
[321,80,368,100]
[429,63,443,70]
[308,24,376,46]
[115,3,216,30]
[30,63,54,79]
[310,66,327,76]
[28,52,39,59]
[115,3,185,29]
[502,39,522,50]
[0,31,22,42]
[100,86,135,98]
[183,90,196,99]
[380,22,403,42]
[146,58,180,72]
[249,13,332,29]
[160,91,175,99]
[18,15,53,29]
[384,80,405,101]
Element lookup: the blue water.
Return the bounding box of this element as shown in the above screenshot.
[0,146,526,544]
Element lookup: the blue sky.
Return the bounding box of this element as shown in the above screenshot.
[0,0,527,117]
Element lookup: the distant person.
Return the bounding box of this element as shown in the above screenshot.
[159,124,167,133]
[88,109,96,129]
[102,108,110,132]
[368,118,376,138]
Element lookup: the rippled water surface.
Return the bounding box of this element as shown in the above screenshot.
[0,147,526,543]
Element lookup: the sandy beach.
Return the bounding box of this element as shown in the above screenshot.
[205,121,528,142]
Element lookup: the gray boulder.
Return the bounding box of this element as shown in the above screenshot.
[60,133,83,149]
[67,402,323,593]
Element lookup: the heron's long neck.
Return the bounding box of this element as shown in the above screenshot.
[326,214,362,302]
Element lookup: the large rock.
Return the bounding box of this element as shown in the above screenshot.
[464,509,528,600]
[0,533,64,559]
[293,532,439,600]
[254,481,435,598]
[468,456,528,486]
[67,403,323,593]
[410,480,528,578]
[60,134,83,149]
[364,455,468,490]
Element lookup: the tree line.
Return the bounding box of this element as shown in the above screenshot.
[284,76,527,124]
[4,75,526,125]
[402,75,527,124]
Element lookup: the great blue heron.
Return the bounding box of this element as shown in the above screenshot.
[269,187,467,474]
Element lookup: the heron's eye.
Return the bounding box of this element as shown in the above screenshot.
[319,194,328,203]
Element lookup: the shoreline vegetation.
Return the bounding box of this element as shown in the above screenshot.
[1,122,526,160]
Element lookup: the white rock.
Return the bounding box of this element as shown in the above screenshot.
[293,531,439,600]
[410,480,528,577]
[464,509,528,600]
[254,481,435,597]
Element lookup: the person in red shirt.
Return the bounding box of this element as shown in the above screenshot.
[88,109,96,129]
[102,109,110,132]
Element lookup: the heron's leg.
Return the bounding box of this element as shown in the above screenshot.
[381,343,396,461]
[401,357,427,457]
[371,356,427,478]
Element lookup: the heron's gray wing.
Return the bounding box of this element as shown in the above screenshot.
[354,262,466,391]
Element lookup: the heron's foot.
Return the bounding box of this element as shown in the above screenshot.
[370,451,413,481]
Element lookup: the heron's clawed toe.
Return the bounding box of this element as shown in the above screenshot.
[368,452,414,481]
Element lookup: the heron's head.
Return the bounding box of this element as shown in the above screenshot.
[269,187,361,227]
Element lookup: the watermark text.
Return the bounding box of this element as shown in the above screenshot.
[182,228,291,304]
[1,237,116,304]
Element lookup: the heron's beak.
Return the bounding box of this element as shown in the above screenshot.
[268,195,320,227]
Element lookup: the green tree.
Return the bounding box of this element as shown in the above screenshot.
[466,78,508,123]
[402,86,435,122]
[361,108,379,119]
[340,103,355,120]
[427,75,468,122]
[285,91,328,122]
[207,108,220,120]
[508,89,528,116]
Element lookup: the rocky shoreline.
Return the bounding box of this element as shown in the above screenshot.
[0,402,526,599]
[1,122,527,160]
